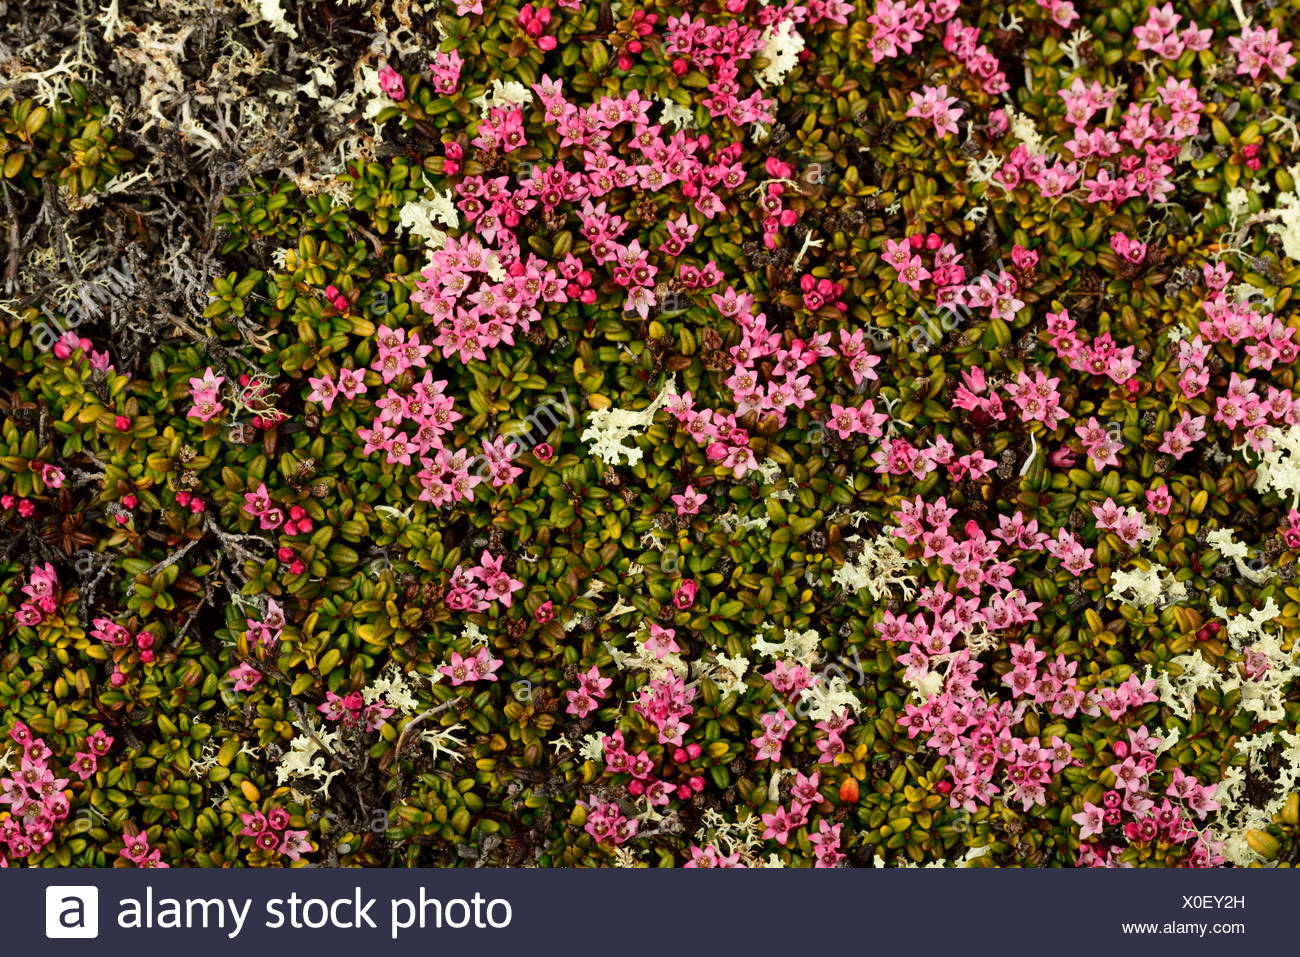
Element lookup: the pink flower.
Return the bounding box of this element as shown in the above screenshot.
[673,578,698,610]
[228,662,263,692]
[643,623,680,658]
[307,374,339,411]
[671,485,706,515]
[378,65,406,101]
[336,367,367,400]
[440,650,477,685]
[1072,802,1105,839]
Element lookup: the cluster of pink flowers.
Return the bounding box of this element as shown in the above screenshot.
[759,771,841,865]
[882,232,968,298]
[663,15,773,125]
[444,550,524,612]
[318,689,395,730]
[1045,309,1142,388]
[581,799,638,846]
[684,843,743,866]
[992,142,1081,200]
[306,366,367,412]
[755,158,798,249]
[1199,286,1300,374]
[1198,368,1299,454]
[240,807,313,861]
[877,487,1175,812]
[864,0,955,63]
[602,730,703,806]
[1229,24,1296,81]
[472,106,528,153]
[428,50,463,95]
[439,646,505,686]
[943,17,1009,94]
[346,364,467,490]
[245,599,285,649]
[322,284,350,312]
[750,708,797,762]
[799,273,846,312]
[516,4,556,51]
[119,828,167,868]
[174,490,206,516]
[812,709,854,765]
[0,493,35,518]
[186,367,225,423]
[241,482,284,530]
[564,665,612,717]
[13,562,58,628]
[1073,735,1222,868]
[412,235,559,362]
[1133,4,1212,60]
[632,674,696,746]
[53,330,113,371]
[1092,498,1155,550]
[90,617,158,667]
[1109,230,1146,264]
[1074,417,1125,470]
[0,724,108,865]
[906,84,962,138]
[1005,368,1069,429]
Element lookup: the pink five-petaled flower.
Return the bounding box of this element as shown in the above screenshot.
[228,662,263,692]
[1072,802,1106,839]
[120,830,152,863]
[307,373,340,411]
[671,484,706,516]
[68,751,99,781]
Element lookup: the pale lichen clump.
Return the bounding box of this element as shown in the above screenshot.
[581,376,678,466]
